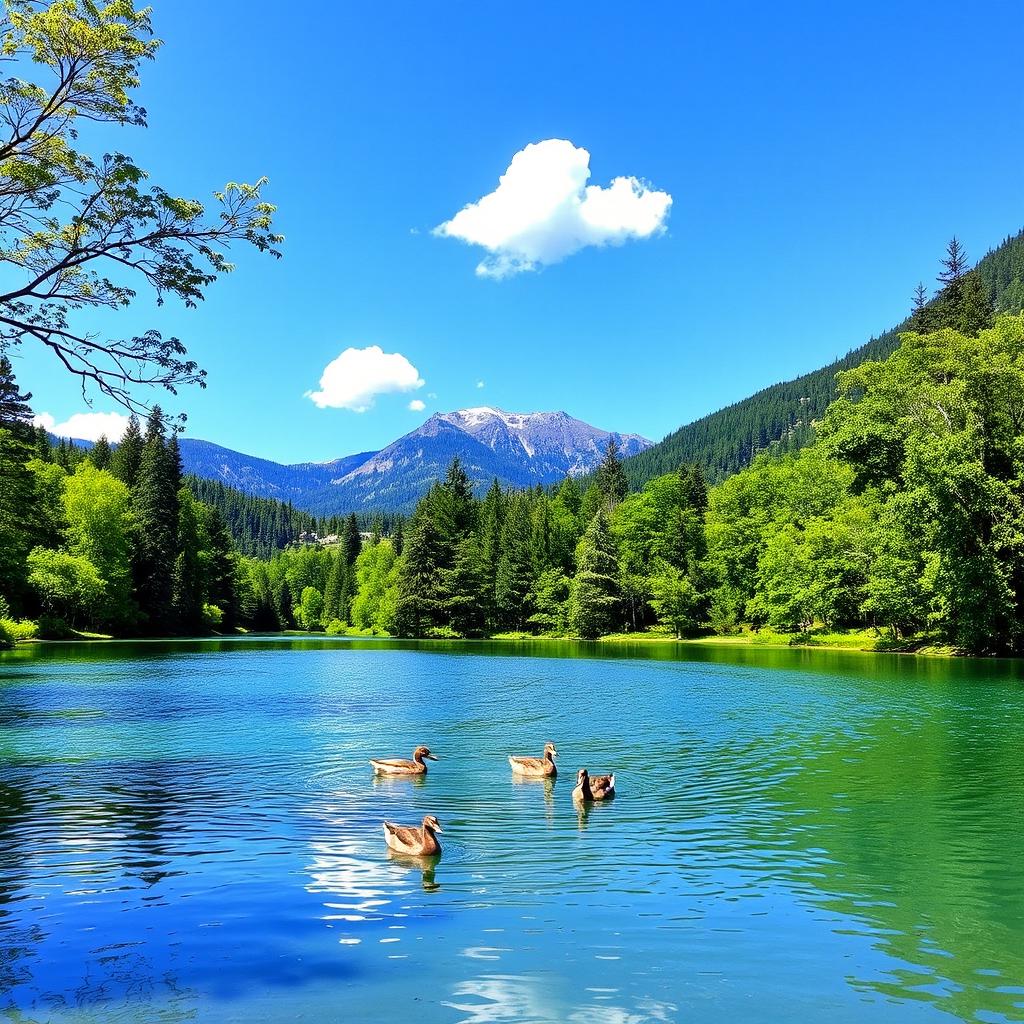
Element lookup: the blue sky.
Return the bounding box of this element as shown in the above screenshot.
[14,0,1024,462]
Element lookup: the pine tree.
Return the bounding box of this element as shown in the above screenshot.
[442,535,489,637]
[132,408,180,633]
[568,509,620,639]
[394,516,445,637]
[90,434,112,470]
[201,505,238,626]
[595,438,629,505]
[0,356,34,433]
[166,432,183,491]
[338,513,362,619]
[172,488,205,633]
[957,270,995,335]
[480,479,506,621]
[434,458,477,543]
[938,237,969,293]
[110,414,143,488]
[494,494,534,630]
[909,282,933,333]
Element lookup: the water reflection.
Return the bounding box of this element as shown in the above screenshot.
[1,638,1023,1023]
[388,852,442,892]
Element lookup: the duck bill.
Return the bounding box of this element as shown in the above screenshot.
[425,753,439,761]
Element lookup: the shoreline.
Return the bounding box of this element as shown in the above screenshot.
[6,628,969,660]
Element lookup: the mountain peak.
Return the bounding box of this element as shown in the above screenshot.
[172,407,651,515]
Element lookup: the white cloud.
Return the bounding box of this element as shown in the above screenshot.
[476,380,485,389]
[32,411,130,441]
[408,399,426,412]
[434,139,672,278]
[306,345,424,412]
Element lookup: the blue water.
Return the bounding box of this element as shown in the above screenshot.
[1,638,1023,1022]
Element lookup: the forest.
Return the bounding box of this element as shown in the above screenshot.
[3,241,1024,655]
[622,229,1024,487]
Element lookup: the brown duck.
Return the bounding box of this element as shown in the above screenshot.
[508,742,558,778]
[370,745,438,776]
[572,768,615,802]
[382,814,443,856]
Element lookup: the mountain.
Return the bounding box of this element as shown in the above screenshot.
[176,438,376,503]
[322,408,650,513]
[172,408,650,515]
[623,227,1024,488]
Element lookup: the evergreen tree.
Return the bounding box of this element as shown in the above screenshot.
[494,494,533,630]
[110,414,143,488]
[132,408,179,632]
[90,434,112,470]
[172,488,205,633]
[595,438,629,505]
[434,458,477,543]
[200,505,238,625]
[957,270,995,335]
[0,356,33,432]
[442,535,489,637]
[338,513,362,619]
[166,432,184,491]
[0,359,38,609]
[568,509,621,638]
[394,517,445,637]
[479,479,506,621]
[937,236,969,295]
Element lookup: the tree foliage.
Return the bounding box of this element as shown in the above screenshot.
[0,0,281,411]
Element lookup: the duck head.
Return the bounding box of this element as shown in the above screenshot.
[544,742,558,759]
[414,746,439,762]
[576,768,589,785]
[422,814,443,834]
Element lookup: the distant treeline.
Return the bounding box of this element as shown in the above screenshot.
[254,259,1024,655]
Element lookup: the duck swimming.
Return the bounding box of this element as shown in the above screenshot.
[572,767,615,802]
[382,814,443,856]
[370,745,438,776]
[508,742,558,778]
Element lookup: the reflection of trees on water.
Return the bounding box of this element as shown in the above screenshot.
[0,746,216,1017]
[686,693,1024,1023]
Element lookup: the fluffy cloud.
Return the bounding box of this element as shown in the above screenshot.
[476,380,486,389]
[307,345,424,412]
[434,139,672,278]
[32,410,130,441]
[408,399,426,412]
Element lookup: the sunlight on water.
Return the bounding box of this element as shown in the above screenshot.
[1,637,1023,1022]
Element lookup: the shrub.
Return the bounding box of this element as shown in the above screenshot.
[324,618,346,635]
[202,604,224,628]
[1,618,39,641]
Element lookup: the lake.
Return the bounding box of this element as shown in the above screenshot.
[1,638,1022,1023]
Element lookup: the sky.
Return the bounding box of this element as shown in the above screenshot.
[12,0,1024,463]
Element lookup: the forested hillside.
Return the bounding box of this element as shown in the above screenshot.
[185,477,321,558]
[625,229,1024,487]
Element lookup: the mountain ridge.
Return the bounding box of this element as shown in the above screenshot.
[166,407,651,515]
[622,227,1024,487]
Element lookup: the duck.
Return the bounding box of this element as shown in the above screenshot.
[508,742,558,778]
[382,814,443,856]
[572,768,615,802]
[370,745,438,776]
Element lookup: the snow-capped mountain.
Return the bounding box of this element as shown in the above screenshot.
[172,408,651,514]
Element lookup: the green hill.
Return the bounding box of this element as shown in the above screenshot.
[624,228,1024,488]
